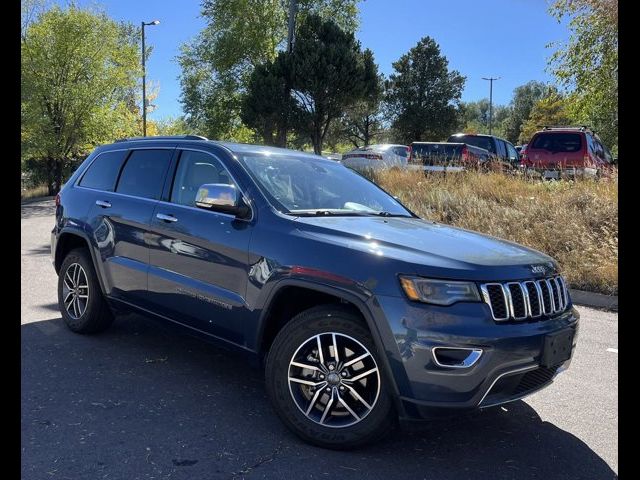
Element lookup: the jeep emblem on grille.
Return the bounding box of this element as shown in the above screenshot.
[531,265,547,275]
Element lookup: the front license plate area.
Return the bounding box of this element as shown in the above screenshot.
[543,170,559,179]
[542,329,574,367]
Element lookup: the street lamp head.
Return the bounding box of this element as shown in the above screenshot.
[143,20,160,26]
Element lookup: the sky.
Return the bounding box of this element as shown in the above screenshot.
[66,0,570,121]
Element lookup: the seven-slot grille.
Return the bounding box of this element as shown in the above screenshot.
[480,276,569,321]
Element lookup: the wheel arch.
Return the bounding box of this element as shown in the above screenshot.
[54,229,107,295]
[255,279,404,414]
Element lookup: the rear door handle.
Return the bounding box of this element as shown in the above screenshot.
[96,200,111,208]
[156,213,178,223]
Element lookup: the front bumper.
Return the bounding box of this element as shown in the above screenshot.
[372,295,579,421]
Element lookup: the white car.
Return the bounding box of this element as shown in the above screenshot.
[340,144,409,170]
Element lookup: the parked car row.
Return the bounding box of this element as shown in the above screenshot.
[337,126,616,180]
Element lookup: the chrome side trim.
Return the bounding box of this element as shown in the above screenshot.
[477,365,538,407]
[431,347,483,369]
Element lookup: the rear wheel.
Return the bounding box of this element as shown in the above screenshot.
[265,305,396,449]
[58,248,114,334]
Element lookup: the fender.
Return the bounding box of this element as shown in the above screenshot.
[255,277,408,418]
[55,226,109,296]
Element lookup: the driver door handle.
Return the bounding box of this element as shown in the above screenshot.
[156,213,178,223]
[96,200,111,208]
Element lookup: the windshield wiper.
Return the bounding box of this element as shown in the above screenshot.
[291,209,370,217]
[376,211,408,217]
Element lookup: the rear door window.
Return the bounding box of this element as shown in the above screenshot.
[115,149,173,200]
[495,139,507,158]
[79,150,128,191]
[531,133,583,152]
[506,142,519,162]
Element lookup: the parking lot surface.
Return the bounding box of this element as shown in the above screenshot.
[22,199,618,479]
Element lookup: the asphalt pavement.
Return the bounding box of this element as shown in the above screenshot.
[21,199,618,479]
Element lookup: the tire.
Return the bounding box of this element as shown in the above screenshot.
[57,247,114,334]
[265,305,396,449]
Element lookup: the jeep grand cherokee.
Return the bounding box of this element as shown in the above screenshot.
[51,135,579,449]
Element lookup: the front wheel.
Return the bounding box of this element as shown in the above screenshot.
[265,305,396,449]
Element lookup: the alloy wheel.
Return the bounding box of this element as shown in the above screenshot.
[62,263,89,319]
[288,332,380,428]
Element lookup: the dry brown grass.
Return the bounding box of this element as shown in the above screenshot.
[369,169,618,295]
[21,184,50,201]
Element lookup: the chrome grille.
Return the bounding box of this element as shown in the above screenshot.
[481,276,570,322]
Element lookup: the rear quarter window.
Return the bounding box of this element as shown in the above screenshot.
[115,149,173,200]
[78,150,128,191]
[531,133,583,153]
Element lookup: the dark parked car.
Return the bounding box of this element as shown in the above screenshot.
[408,141,491,171]
[51,136,579,449]
[520,126,615,179]
[447,133,521,169]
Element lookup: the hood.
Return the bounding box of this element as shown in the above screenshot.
[293,215,557,281]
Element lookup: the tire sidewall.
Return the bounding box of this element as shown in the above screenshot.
[265,308,395,449]
[58,249,108,333]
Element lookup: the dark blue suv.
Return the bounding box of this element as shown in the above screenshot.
[51,136,579,449]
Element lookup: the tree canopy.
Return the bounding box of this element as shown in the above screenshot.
[384,37,465,143]
[548,0,617,151]
[178,0,361,142]
[21,5,141,194]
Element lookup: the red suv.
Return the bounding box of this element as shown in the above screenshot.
[520,126,615,179]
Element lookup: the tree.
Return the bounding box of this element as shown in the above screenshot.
[502,81,547,143]
[519,89,574,143]
[384,37,465,143]
[154,116,191,136]
[340,49,384,148]
[240,54,293,145]
[21,5,141,195]
[178,0,361,141]
[288,15,371,154]
[548,0,617,151]
[460,99,510,138]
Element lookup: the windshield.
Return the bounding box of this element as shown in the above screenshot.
[240,152,412,217]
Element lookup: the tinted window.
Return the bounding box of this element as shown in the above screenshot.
[79,150,127,191]
[170,150,236,207]
[495,139,507,158]
[394,147,408,157]
[448,135,495,153]
[531,133,583,153]
[506,142,519,161]
[115,149,172,200]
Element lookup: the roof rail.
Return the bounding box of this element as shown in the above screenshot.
[115,135,209,143]
[538,125,591,132]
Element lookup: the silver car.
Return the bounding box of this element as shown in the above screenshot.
[340,144,409,171]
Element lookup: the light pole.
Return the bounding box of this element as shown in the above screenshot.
[141,20,160,137]
[482,76,499,135]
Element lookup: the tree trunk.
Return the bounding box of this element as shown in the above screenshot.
[45,157,56,196]
[54,159,63,195]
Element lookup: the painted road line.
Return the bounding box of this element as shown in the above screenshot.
[606,348,618,353]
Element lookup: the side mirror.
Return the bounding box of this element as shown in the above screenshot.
[195,183,250,218]
[612,157,618,165]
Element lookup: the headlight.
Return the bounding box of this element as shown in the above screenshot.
[399,276,480,305]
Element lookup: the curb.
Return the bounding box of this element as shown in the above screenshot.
[569,289,618,312]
